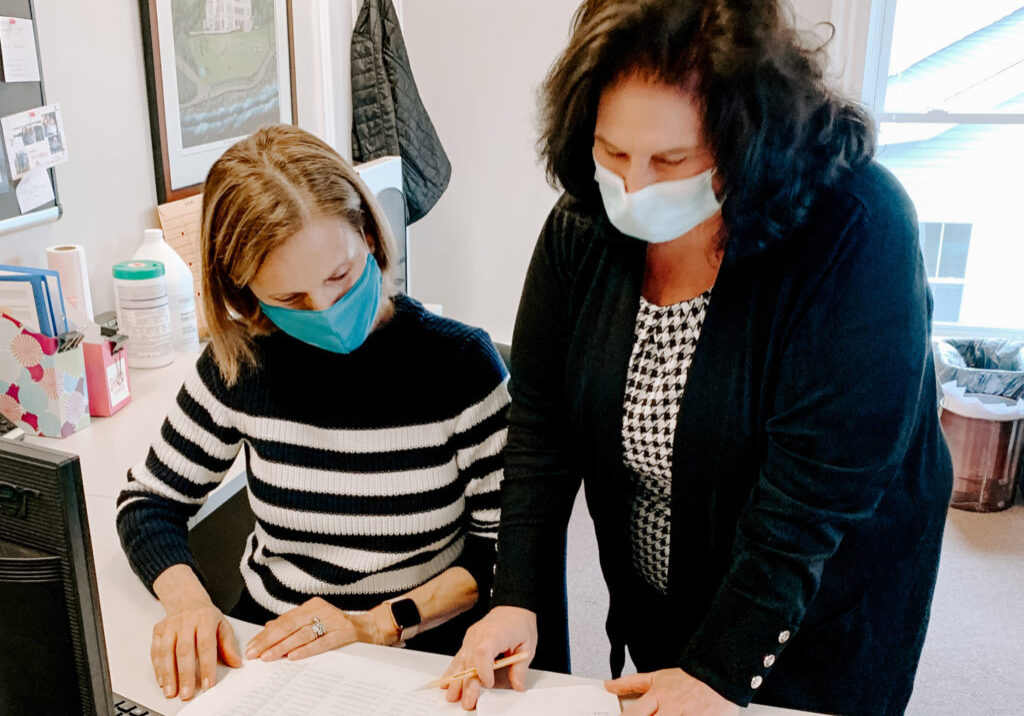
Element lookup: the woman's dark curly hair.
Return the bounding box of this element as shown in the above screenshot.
[540,0,876,245]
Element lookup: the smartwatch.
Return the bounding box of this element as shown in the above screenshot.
[385,597,422,642]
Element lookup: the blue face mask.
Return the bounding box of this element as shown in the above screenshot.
[258,254,383,354]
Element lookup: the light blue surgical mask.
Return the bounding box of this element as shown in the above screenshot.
[258,254,383,354]
[594,155,722,243]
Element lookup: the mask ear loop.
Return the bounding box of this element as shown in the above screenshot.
[707,167,727,204]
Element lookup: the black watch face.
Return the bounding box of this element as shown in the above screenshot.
[391,598,422,628]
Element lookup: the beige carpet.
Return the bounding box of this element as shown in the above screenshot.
[565,490,1024,714]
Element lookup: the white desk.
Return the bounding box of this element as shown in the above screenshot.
[30,354,817,715]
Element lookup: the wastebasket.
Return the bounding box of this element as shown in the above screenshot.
[934,339,1024,513]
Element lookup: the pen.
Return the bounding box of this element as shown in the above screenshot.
[423,652,531,689]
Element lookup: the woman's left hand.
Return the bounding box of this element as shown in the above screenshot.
[606,668,740,716]
[244,597,398,662]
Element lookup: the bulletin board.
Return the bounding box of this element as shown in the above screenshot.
[0,0,61,237]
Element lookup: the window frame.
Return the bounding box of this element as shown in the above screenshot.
[859,0,1024,341]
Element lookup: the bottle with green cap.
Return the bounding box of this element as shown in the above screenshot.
[112,260,175,369]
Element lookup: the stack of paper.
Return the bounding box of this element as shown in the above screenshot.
[178,651,621,716]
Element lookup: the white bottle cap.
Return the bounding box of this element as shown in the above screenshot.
[144,228,164,243]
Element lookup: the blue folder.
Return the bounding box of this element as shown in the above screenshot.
[0,264,68,336]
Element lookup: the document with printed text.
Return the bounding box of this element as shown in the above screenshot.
[178,651,620,716]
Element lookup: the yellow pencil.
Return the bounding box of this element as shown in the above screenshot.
[423,652,531,690]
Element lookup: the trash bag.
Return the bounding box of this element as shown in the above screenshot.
[933,338,1024,400]
[934,339,1024,512]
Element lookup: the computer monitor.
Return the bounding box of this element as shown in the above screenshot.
[0,440,114,714]
[355,156,409,294]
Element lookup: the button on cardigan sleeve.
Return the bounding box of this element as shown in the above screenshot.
[678,180,934,706]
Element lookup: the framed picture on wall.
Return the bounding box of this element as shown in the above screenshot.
[138,0,297,204]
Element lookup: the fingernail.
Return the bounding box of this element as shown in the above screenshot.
[203,678,211,690]
[181,687,192,700]
[246,648,257,659]
[163,686,173,698]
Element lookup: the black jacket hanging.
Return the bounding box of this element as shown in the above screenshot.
[351,0,452,225]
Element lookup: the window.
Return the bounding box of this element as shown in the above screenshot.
[864,1,1024,338]
[919,221,972,323]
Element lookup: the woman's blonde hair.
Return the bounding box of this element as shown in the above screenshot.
[200,124,398,385]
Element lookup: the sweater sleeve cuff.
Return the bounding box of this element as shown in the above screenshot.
[454,534,497,604]
[678,586,799,707]
[116,511,201,596]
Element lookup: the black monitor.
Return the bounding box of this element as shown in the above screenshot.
[0,440,114,714]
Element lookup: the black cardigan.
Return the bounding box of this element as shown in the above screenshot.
[491,162,953,715]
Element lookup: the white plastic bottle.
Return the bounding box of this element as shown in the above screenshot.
[132,229,200,353]
[112,260,175,369]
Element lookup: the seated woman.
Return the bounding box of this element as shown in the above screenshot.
[116,125,508,702]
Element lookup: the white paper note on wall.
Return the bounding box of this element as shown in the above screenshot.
[15,167,52,213]
[0,16,40,82]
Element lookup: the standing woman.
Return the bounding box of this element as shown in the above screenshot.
[447,1,952,715]
[117,125,509,701]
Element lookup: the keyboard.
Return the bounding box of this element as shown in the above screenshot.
[0,411,24,440]
[112,693,164,716]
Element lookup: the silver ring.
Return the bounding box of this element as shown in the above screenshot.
[311,617,326,639]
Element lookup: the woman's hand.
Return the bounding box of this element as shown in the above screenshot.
[151,565,242,701]
[606,669,740,716]
[244,596,398,662]
[442,606,538,710]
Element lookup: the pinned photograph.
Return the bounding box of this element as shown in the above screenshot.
[0,103,68,180]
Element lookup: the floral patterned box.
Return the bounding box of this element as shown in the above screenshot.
[0,312,90,438]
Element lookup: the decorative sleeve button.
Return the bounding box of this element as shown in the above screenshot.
[763,654,776,668]
[778,630,790,644]
[751,676,763,689]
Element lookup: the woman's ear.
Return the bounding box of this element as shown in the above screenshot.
[363,229,378,254]
[235,287,263,322]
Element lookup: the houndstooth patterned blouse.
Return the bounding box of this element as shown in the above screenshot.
[622,290,711,593]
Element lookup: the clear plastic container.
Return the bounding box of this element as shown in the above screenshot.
[941,394,1024,512]
[112,260,174,369]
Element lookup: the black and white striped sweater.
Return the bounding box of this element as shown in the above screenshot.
[116,296,508,614]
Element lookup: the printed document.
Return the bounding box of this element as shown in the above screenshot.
[0,16,40,82]
[177,651,620,716]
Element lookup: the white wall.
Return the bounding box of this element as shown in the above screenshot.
[0,1,356,318]
[0,0,159,316]
[403,0,847,343]
[401,0,581,344]
[0,1,851,336]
